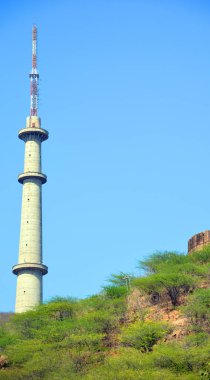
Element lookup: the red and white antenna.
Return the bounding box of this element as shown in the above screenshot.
[29,25,39,116]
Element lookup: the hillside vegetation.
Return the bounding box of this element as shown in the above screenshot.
[0,248,209,380]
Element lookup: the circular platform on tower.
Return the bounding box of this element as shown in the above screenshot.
[18,172,47,184]
[12,263,48,275]
[18,127,49,142]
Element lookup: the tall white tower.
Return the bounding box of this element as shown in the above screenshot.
[13,26,48,313]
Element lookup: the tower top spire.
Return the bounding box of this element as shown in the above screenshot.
[29,25,39,116]
[32,25,38,72]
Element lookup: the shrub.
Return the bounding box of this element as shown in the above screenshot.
[132,276,163,294]
[0,328,16,350]
[182,288,210,326]
[189,246,210,265]
[200,362,210,380]
[121,321,170,352]
[183,333,209,348]
[150,342,210,373]
[103,285,128,299]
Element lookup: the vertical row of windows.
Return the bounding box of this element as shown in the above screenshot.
[26,194,30,247]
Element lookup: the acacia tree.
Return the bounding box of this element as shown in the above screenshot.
[157,272,196,306]
[139,251,188,274]
[133,271,196,306]
[107,272,134,287]
[134,251,201,306]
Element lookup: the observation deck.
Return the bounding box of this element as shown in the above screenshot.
[18,127,49,142]
[18,172,47,184]
[12,263,48,276]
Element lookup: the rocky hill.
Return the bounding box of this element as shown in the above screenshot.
[0,249,209,379]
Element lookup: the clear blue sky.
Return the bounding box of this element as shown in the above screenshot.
[1,0,210,311]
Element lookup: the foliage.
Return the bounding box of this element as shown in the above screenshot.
[103,285,128,298]
[133,272,196,306]
[139,251,188,274]
[107,272,134,287]
[200,362,210,380]
[184,332,209,348]
[135,250,209,306]
[0,328,16,350]
[0,248,209,379]
[189,246,210,264]
[182,288,210,327]
[150,340,210,373]
[121,321,171,352]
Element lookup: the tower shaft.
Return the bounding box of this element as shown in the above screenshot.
[13,27,48,313]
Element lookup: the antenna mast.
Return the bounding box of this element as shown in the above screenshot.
[29,25,39,116]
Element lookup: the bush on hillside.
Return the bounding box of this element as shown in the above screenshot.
[103,285,128,299]
[189,246,210,265]
[121,321,171,352]
[182,288,210,327]
[184,332,209,348]
[150,341,210,374]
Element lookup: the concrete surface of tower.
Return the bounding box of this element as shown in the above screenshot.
[12,26,49,313]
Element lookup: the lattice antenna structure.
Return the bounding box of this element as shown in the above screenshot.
[29,25,39,116]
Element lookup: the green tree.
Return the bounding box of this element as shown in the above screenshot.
[133,272,196,306]
[139,252,187,274]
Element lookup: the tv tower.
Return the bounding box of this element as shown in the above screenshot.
[12,26,48,313]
